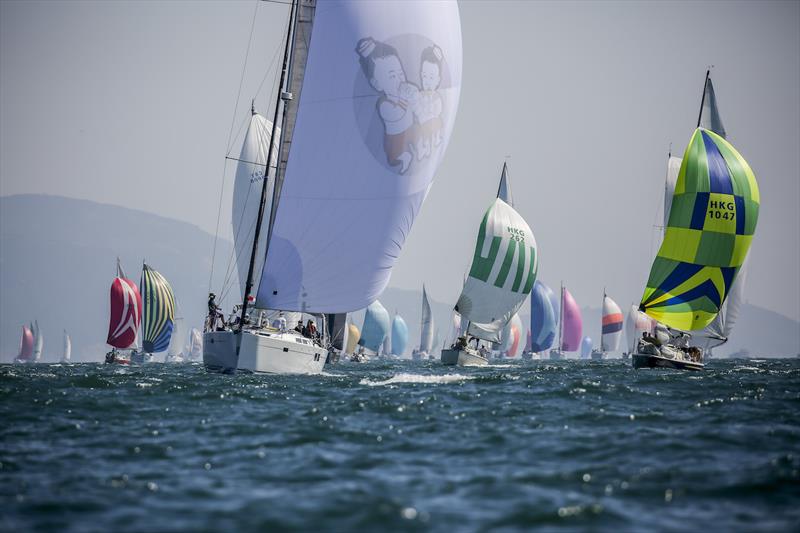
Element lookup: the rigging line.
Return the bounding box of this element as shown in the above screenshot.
[209,0,261,295]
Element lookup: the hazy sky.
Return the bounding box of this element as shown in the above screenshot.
[2,0,798,322]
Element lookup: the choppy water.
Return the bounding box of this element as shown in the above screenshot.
[1,358,799,532]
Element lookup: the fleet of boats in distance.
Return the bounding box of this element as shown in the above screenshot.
[13,2,759,374]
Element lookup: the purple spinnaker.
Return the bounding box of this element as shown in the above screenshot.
[560,288,583,351]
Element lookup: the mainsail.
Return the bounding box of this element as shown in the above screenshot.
[232,108,280,298]
[558,286,582,351]
[107,261,142,350]
[391,314,409,356]
[640,128,759,331]
[32,320,43,362]
[420,285,434,353]
[699,75,726,139]
[18,325,34,361]
[455,164,538,343]
[255,0,462,314]
[600,294,623,352]
[140,263,175,353]
[62,330,71,362]
[530,280,557,352]
[325,313,348,351]
[358,300,390,353]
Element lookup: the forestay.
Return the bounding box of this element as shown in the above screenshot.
[256,0,462,313]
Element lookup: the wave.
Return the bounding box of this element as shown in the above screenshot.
[359,372,475,386]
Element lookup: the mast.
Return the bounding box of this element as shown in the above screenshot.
[238,0,298,332]
[696,69,710,128]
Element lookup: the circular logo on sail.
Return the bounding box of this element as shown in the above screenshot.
[354,35,453,176]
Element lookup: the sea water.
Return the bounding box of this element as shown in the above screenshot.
[1,358,798,531]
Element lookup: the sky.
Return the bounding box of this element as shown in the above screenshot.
[1,0,798,322]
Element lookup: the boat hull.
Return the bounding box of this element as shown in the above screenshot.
[549,350,565,360]
[441,347,488,366]
[130,351,154,364]
[202,331,239,372]
[590,350,604,360]
[238,331,326,374]
[632,353,704,371]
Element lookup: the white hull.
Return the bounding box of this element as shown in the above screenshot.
[203,329,326,375]
[590,349,605,360]
[130,351,154,364]
[441,347,488,366]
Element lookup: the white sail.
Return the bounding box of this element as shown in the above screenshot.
[497,162,513,207]
[664,156,682,230]
[625,304,655,353]
[33,320,43,361]
[456,168,538,343]
[168,316,185,358]
[62,330,71,362]
[699,76,726,139]
[696,257,748,350]
[256,0,462,313]
[189,328,203,360]
[420,285,434,353]
[232,110,279,299]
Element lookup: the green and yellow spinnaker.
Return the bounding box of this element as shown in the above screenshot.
[640,128,759,331]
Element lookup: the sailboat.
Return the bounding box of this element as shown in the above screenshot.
[61,330,72,363]
[413,285,435,360]
[441,163,538,366]
[14,325,34,364]
[522,280,557,360]
[549,284,582,360]
[634,71,759,371]
[165,314,185,363]
[133,263,175,364]
[591,291,623,359]
[203,0,462,374]
[344,320,361,358]
[105,259,142,365]
[31,320,43,362]
[355,300,390,361]
[580,336,593,359]
[187,328,203,362]
[391,313,408,357]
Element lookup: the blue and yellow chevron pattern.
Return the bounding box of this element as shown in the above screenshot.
[140,264,175,353]
[640,128,759,331]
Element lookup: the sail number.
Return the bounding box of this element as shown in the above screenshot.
[707,200,735,221]
[507,227,526,243]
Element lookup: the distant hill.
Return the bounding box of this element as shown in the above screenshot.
[0,195,233,361]
[2,195,797,361]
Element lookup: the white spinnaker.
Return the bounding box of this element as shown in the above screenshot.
[168,316,185,357]
[457,198,538,343]
[232,112,279,299]
[63,330,71,362]
[256,0,462,313]
[420,285,434,353]
[600,295,623,352]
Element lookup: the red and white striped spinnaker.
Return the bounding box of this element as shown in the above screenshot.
[107,259,143,349]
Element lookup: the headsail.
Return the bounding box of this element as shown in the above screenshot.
[325,313,348,351]
[625,304,655,353]
[420,285,434,353]
[140,263,175,353]
[580,336,593,359]
[107,260,142,350]
[559,286,582,351]
[189,328,203,360]
[391,314,409,356]
[358,300,390,353]
[168,315,185,358]
[455,164,538,343]
[640,128,759,331]
[530,280,557,352]
[232,109,280,299]
[600,294,623,352]
[497,162,513,207]
[256,0,463,313]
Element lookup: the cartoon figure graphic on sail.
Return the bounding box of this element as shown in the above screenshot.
[357,37,419,174]
[414,45,445,160]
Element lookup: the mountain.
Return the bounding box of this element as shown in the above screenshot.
[0,195,234,361]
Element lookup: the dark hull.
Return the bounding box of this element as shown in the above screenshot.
[632,353,704,371]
